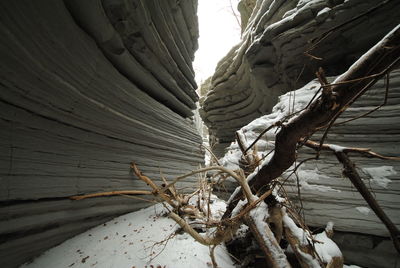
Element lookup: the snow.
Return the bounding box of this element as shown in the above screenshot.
[227,161,270,203]
[220,148,243,171]
[21,203,235,268]
[220,79,342,203]
[296,247,321,268]
[317,7,331,17]
[235,224,249,238]
[278,0,327,25]
[231,199,248,217]
[220,79,322,172]
[272,187,286,203]
[283,211,341,267]
[249,201,288,268]
[327,144,346,152]
[355,206,371,215]
[282,213,310,246]
[227,186,242,204]
[296,168,341,193]
[325,221,334,233]
[313,231,342,264]
[362,166,397,189]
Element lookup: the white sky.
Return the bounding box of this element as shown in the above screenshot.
[193,0,242,85]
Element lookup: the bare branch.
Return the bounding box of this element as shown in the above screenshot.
[303,139,400,161]
[70,190,152,200]
[334,152,400,253]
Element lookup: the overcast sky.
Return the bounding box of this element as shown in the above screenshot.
[193,0,242,85]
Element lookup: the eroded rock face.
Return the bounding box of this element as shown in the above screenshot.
[0,1,201,267]
[333,231,400,268]
[200,0,400,156]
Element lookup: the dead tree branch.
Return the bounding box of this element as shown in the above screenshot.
[244,214,291,268]
[301,139,400,253]
[334,152,400,253]
[225,25,400,217]
[302,139,400,161]
[69,190,152,200]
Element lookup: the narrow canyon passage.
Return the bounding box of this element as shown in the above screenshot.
[0,1,399,268]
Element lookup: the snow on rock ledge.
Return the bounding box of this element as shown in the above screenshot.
[220,69,400,267]
[200,0,400,156]
[221,69,400,237]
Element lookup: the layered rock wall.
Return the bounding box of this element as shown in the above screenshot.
[0,1,202,267]
[219,70,400,267]
[201,0,400,156]
[202,0,400,265]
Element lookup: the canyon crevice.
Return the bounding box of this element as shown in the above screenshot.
[1,0,399,267]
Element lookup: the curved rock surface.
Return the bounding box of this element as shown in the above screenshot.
[200,0,400,156]
[0,1,202,267]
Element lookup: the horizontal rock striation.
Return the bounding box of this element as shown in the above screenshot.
[200,0,400,156]
[220,69,400,267]
[0,0,202,267]
[287,73,400,238]
[333,231,400,268]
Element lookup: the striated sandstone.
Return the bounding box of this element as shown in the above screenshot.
[0,1,201,267]
[220,69,400,267]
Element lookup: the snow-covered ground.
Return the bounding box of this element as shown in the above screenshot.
[21,203,235,268]
[19,75,369,267]
[19,188,363,268]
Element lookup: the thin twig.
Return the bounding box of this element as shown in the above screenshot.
[303,139,400,161]
[209,245,219,268]
[317,77,378,153]
[334,72,390,126]
[202,144,221,166]
[243,122,282,154]
[228,0,241,29]
[70,190,152,200]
